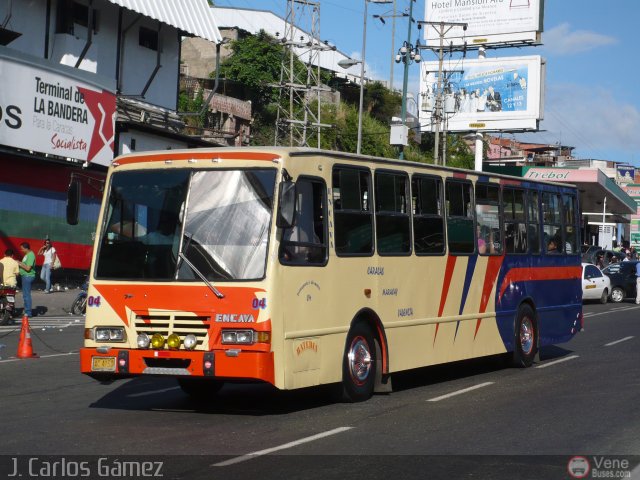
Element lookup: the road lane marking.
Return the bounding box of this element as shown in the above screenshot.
[128,386,181,398]
[582,306,637,319]
[212,427,353,467]
[604,336,634,347]
[427,382,494,402]
[0,352,78,363]
[535,355,579,369]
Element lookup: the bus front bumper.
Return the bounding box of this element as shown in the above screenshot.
[80,347,274,385]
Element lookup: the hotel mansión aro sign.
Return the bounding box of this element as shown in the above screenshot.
[0,52,116,166]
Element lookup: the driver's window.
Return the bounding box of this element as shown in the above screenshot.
[279,177,327,266]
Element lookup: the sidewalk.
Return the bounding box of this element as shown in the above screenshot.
[15,287,83,317]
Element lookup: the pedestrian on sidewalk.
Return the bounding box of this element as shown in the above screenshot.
[37,239,57,293]
[0,249,19,287]
[18,242,36,317]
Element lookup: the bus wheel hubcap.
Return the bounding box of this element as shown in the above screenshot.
[520,317,534,355]
[348,336,372,386]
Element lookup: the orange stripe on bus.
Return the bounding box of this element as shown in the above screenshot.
[498,266,582,301]
[435,255,458,344]
[93,284,266,326]
[115,151,281,165]
[475,256,505,339]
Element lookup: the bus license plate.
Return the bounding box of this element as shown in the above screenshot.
[92,356,116,372]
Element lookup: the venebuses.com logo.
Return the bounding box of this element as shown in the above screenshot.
[568,456,633,479]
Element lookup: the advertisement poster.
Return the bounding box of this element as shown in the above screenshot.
[419,55,544,132]
[0,52,116,166]
[616,166,635,185]
[424,0,544,47]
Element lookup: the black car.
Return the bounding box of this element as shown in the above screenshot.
[602,260,640,303]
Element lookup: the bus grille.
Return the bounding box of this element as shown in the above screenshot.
[134,314,211,350]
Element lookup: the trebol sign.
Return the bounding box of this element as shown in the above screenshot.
[0,50,116,166]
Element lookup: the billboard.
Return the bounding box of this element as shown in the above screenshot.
[419,55,545,132]
[0,48,116,167]
[424,0,544,48]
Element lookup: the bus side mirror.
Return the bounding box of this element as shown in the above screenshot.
[276,181,297,229]
[67,178,81,225]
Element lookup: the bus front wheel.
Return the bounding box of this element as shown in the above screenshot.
[512,304,538,368]
[341,323,376,402]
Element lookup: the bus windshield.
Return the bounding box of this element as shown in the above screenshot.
[95,168,277,281]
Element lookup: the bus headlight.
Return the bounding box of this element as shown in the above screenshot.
[95,327,126,342]
[183,334,198,350]
[167,333,181,350]
[151,333,165,349]
[137,333,150,349]
[221,329,254,345]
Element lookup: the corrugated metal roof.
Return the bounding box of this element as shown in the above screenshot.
[107,0,222,43]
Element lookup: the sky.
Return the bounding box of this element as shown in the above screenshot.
[212,0,640,165]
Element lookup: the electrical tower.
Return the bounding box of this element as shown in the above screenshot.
[273,0,333,147]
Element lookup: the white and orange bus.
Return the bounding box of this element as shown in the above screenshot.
[76,147,582,401]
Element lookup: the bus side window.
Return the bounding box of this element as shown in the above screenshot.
[475,183,502,255]
[412,175,445,255]
[503,187,527,254]
[332,167,374,256]
[563,194,578,254]
[542,192,564,254]
[527,190,541,254]
[446,179,474,254]
[375,171,411,255]
[279,177,328,265]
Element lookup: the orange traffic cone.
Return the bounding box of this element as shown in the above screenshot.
[17,314,38,359]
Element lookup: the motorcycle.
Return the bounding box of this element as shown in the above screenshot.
[0,284,17,325]
[70,278,88,315]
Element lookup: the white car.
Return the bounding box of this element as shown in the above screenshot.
[582,263,610,303]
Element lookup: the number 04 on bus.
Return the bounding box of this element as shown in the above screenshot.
[72,147,582,402]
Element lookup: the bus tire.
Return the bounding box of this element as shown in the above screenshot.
[177,377,224,400]
[341,323,376,402]
[512,304,537,368]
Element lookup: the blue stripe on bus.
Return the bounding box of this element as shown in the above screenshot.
[455,255,478,340]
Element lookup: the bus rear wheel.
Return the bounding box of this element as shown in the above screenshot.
[512,304,538,368]
[177,377,224,400]
[341,323,376,402]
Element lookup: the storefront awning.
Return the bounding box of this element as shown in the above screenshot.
[107,0,222,43]
[523,168,636,224]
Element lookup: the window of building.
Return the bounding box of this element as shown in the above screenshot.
[542,192,563,254]
[412,175,445,255]
[279,177,328,266]
[446,180,474,254]
[56,0,98,35]
[503,187,528,254]
[475,183,502,255]
[375,171,411,255]
[333,167,374,256]
[139,26,159,51]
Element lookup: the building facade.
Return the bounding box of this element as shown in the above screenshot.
[0,0,221,272]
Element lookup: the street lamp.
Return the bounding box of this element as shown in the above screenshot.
[338,0,392,156]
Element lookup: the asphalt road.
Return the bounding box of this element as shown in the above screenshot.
[1,300,640,479]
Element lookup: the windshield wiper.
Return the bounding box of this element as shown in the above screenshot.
[178,252,225,299]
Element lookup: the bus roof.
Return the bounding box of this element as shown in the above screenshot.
[111,146,577,190]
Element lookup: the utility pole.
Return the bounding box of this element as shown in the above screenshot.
[419,21,467,165]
